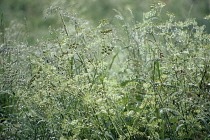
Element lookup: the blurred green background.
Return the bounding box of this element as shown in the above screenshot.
[0,0,210,43]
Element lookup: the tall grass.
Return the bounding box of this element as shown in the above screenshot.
[0,1,209,139]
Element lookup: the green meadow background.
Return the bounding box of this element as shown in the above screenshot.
[1,0,210,43]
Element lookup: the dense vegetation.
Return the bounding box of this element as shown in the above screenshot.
[0,0,210,139]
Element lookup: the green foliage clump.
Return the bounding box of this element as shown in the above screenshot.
[0,1,210,140]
